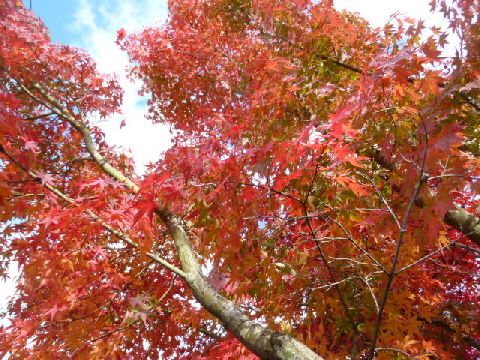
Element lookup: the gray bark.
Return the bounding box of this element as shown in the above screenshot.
[156,209,322,360]
[444,208,480,247]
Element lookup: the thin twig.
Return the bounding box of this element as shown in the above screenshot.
[0,144,186,279]
[301,167,359,335]
[358,172,402,230]
[361,275,379,313]
[454,242,480,256]
[327,215,388,273]
[396,241,456,274]
[367,121,429,360]
[375,347,418,360]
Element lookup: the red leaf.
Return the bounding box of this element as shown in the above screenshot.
[133,193,156,224]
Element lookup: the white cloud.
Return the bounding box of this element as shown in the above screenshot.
[334,0,436,27]
[71,0,171,173]
[0,262,18,326]
[334,0,456,56]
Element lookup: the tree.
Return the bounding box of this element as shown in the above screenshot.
[0,0,479,358]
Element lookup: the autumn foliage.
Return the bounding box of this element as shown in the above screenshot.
[0,0,479,358]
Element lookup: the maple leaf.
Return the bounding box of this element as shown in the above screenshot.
[430,122,463,151]
[420,71,442,94]
[23,138,40,153]
[40,207,62,227]
[376,46,415,71]
[315,83,336,97]
[117,28,127,41]
[132,193,156,224]
[91,245,107,259]
[130,293,149,308]
[34,171,55,185]
[421,40,442,59]
[336,175,370,196]
[88,177,124,189]
[135,310,149,325]
[44,303,67,321]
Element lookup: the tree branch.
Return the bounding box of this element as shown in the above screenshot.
[419,317,480,351]
[375,347,418,360]
[0,144,186,279]
[367,125,429,359]
[18,81,139,192]
[15,79,323,359]
[444,209,480,247]
[368,134,480,248]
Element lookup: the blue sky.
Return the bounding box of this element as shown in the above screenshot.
[26,1,77,44]
[25,0,172,172]
[27,0,168,44]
